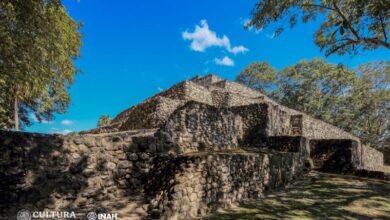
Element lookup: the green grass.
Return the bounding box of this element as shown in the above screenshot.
[205,172,390,220]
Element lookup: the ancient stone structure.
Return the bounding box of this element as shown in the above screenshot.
[383,148,390,165]
[0,74,386,219]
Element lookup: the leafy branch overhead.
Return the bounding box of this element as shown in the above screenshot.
[248,0,390,56]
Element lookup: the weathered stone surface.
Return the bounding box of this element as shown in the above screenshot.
[0,74,385,220]
[144,152,304,219]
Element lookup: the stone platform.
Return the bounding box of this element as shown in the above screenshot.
[0,74,385,219]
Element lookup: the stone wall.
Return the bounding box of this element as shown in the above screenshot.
[0,130,306,219]
[302,116,358,141]
[360,145,384,170]
[191,74,223,87]
[157,101,270,153]
[88,97,185,134]
[226,92,265,107]
[157,102,242,153]
[146,152,303,220]
[0,130,148,217]
[116,96,184,131]
[159,81,214,105]
[231,104,269,147]
[212,80,263,99]
[267,104,292,136]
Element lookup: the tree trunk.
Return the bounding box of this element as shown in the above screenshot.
[14,96,19,131]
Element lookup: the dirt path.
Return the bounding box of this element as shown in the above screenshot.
[206,172,390,220]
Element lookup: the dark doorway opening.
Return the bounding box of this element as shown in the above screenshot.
[309,139,355,173]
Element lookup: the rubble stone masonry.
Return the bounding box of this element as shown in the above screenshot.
[0,74,386,219]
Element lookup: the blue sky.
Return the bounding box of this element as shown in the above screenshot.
[27,0,390,134]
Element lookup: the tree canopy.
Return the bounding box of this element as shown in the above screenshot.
[247,0,390,56]
[237,59,390,149]
[97,115,111,127]
[0,0,82,130]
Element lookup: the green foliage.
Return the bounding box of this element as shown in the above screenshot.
[236,62,278,93]
[346,61,390,149]
[248,0,390,56]
[97,115,111,127]
[237,59,390,149]
[0,0,82,129]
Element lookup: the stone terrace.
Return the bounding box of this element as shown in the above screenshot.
[0,74,386,220]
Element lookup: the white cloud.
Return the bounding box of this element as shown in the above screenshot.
[61,119,73,126]
[182,20,248,54]
[29,113,53,124]
[228,45,249,54]
[214,56,235,66]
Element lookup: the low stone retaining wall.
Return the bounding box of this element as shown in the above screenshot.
[361,145,384,170]
[0,130,142,217]
[146,152,303,219]
[0,131,305,219]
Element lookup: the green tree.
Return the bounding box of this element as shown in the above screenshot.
[0,0,82,130]
[345,61,390,149]
[97,115,111,127]
[236,62,278,94]
[237,59,390,149]
[247,0,390,56]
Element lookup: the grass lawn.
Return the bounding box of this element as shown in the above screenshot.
[205,172,390,220]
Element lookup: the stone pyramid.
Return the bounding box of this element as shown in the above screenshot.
[89,74,357,145]
[1,74,384,220]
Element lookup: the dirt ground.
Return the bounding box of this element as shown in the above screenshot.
[206,171,390,220]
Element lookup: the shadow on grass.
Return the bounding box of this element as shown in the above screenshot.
[206,172,390,220]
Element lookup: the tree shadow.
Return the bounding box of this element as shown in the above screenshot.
[206,172,390,220]
[0,131,90,218]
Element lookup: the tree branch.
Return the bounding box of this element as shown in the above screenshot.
[331,1,361,41]
[379,16,387,42]
[298,4,336,12]
[362,38,390,48]
[326,39,358,56]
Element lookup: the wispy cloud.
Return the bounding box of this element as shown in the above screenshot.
[61,119,73,126]
[50,128,73,135]
[214,56,235,66]
[266,33,276,39]
[61,129,73,134]
[182,20,248,54]
[157,87,163,92]
[29,113,53,124]
[241,18,262,34]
